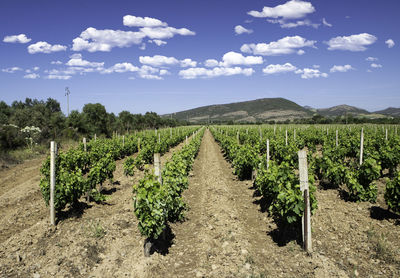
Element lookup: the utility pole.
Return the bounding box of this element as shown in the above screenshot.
[65,87,71,117]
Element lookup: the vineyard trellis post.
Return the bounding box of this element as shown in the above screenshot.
[360,128,364,165]
[94,134,96,142]
[285,129,288,146]
[336,129,338,147]
[50,141,56,226]
[83,137,87,152]
[298,149,312,253]
[138,137,141,152]
[154,153,162,184]
[266,139,270,170]
[386,129,388,141]
[123,135,125,147]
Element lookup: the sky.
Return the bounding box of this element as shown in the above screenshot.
[0,0,399,115]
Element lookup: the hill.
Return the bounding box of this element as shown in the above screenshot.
[374,107,400,117]
[316,104,370,117]
[164,98,313,123]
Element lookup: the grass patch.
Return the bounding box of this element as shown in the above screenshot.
[85,219,106,239]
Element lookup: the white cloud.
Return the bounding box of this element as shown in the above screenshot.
[248,0,315,19]
[51,60,63,65]
[220,51,263,67]
[297,49,305,55]
[102,63,139,74]
[385,39,395,48]
[148,39,167,46]
[66,55,104,68]
[312,64,320,68]
[123,15,167,27]
[3,34,31,44]
[366,57,378,61]
[371,63,382,68]
[139,26,195,40]
[267,19,319,29]
[28,41,67,54]
[2,67,22,73]
[295,68,328,79]
[180,58,197,68]
[322,18,332,27]
[138,65,163,80]
[46,74,72,80]
[326,33,377,51]
[262,63,297,74]
[234,25,253,35]
[204,59,219,67]
[139,55,179,67]
[179,67,254,79]
[241,36,316,56]
[72,27,146,52]
[24,73,40,79]
[33,66,39,71]
[159,69,170,75]
[330,64,354,73]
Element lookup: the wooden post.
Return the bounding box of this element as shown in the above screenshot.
[266,139,270,170]
[94,134,97,142]
[285,129,288,146]
[294,129,296,141]
[274,125,276,135]
[138,137,141,152]
[50,141,56,226]
[298,150,312,253]
[186,135,188,145]
[360,128,364,165]
[122,135,125,147]
[336,130,338,147]
[154,153,162,184]
[385,129,388,141]
[83,137,87,152]
[237,131,240,145]
[158,133,161,143]
[326,127,329,136]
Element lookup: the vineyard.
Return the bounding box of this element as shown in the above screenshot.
[1,125,400,277]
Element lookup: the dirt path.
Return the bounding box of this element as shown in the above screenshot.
[146,129,345,278]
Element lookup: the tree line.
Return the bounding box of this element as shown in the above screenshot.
[0,98,186,152]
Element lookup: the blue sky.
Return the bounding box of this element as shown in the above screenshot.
[0,0,399,115]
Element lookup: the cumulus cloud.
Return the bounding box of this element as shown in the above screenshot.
[267,19,319,29]
[204,59,219,67]
[220,51,263,67]
[159,69,170,75]
[138,65,163,80]
[72,24,195,52]
[330,64,354,73]
[24,73,40,79]
[148,39,167,46]
[179,67,254,79]
[297,49,305,55]
[3,34,31,44]
[248,0,315,19]
[66,54,104,68]
[366,57,378,61]
[322,18,332,27]
[72,28,146,52]
[241,36,316,56]
[371,63,382,68]
[326,33,377,51]
[180,58,197,68]
[51,61,63,65]
[385,39,395,48]
[262,63,297,74]
[139,55,179,67]
[102,63,139,74]
[2,67,22,73]
[295,68,328,79]
[123,15,167,27]
[234,25,253,35]
[28,41,67,54]
[46,74,72,80]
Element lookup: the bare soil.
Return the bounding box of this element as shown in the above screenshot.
[0,129,399,278]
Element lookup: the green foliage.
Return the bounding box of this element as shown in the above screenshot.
[233,144,258,180]
[385,171,400,213]
[123,157,136,176]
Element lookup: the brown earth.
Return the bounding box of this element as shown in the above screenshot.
[0,129,399,277]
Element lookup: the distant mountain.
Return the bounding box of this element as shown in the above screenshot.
[316,104,370,117]
[164,98,313,123]
[374,107,400,117]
